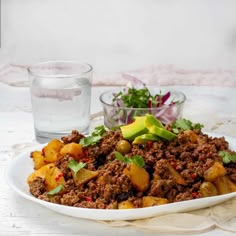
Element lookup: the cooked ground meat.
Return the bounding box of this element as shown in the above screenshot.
[28,128,236,209]
[29,177,46,197]
[61,130,85,144]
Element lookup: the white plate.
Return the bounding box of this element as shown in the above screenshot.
[5,134,236,221]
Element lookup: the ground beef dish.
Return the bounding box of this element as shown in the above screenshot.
[28,128,236,209]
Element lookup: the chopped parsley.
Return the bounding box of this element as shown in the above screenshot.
[112,87,172,109]
[91,125,107,136]
[79,135,101,147]
[172,118,204,134]
[79,125,107,147]
[219,151,236,164]
[68,159,86,175]
[47,184,64,195]
[115,151,145,168]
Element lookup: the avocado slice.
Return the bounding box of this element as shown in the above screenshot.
[148,125,177,141]
[120,116,148,141]
[144,114,164,128]
[133,133,160,144]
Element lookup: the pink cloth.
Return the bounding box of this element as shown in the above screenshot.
[94,64,236,87]
[0,63,235,87]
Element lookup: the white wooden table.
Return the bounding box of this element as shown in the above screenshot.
[1,83,236,236]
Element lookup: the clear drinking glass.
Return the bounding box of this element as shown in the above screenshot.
[28,61,93,143]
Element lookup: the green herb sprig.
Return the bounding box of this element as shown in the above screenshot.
[113,87,170,109]
[79,125,107,147]
[172,119,204,134]
[219,151,236,164]
[47,184,64,195]
[115,151,145,168]
[68,159,86,175]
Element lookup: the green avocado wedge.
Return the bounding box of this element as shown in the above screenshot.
[120,116,148,141]
[144,114,164,129]
[133,133,160,144]
[120,114,177,142]
[147,125,177,141]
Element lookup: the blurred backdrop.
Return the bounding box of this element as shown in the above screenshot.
[1,0,236,84]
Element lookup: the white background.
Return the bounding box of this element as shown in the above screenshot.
[1,0,236,73]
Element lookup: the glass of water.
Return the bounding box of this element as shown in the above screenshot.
[28,61,93,143]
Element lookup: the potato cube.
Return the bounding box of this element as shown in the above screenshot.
[74,168,98,186]
[31,150,47,170]
[124,163,149,192]
[60,142,83,159]
[199,181,218,197]
[45,166,66,191]
[27,163,55,184]
[118,200,135,209]
[166,161,186,185]
[44,139,64,163]
[142,196,168,208]
[204,162,226,182]
[27,163,65,192]
[214,176,236,195]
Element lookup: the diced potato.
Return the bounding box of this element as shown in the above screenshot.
[199,181,218,197]
[74,168,98,186]
[107,201,118,209]
[27,163,65,192]
[31,150,47,170]
[118,200,135,209]
[124,163,149,192]
[166,161,186,185]
[184,130,198,143]
[142,196,168,208]
[214,176,236,195]
[45,165,66,191]
[204,162,226,182]
[44,139,64,163]
[27,163,55,184]
[60,142,83,159]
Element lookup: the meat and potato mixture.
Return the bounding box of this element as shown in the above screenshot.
[27,118,236,210]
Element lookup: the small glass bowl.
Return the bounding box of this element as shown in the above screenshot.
[99,88,186,128]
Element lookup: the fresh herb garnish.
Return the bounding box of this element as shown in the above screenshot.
[113,87,171,109]
[91,125,107,136]
[219,151,236,164]
[68,159,86,175]
[47,184,64,195]
[172,119,204,134]
[115,151,145,167]
[132,155,145,167]
[79,135,101,147]
[107,76,183,126]
[79,125,106,147]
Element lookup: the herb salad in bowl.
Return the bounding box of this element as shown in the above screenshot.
[99,82,186,128]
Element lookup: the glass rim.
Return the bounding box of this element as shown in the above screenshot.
[27,60,93,78]
[99,89,186,110]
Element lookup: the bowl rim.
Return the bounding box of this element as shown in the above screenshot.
[99,88,186,110]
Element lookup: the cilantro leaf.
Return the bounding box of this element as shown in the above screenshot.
[173,119,192,130]
[47,184,63,195]
[172,119,204,133]
[112,86,173,109]
[115,151,145,168]
[91,125,107,136]
[68,159,86,175]
[79,125,106,147]
[79,135,101,147]
[219,151,236,164]
[115,151,133,164]
[132,155,145,167]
